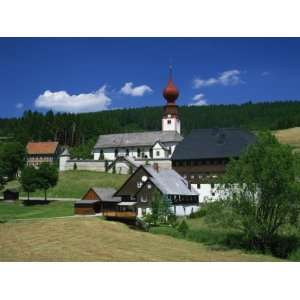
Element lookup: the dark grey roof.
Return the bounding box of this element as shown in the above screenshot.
[93,131,183,149]
[172,128,256,160]
[142,166,198,196]
[92,187,121,202]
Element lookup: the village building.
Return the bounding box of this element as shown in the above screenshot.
[75,187,121,215]
[26,141,60,167]
[114,164,199,217]
[172,128,256,202]
[92,66,183,170]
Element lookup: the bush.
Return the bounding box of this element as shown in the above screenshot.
[189,207,207,219]
[150,226,183,239]
[288,249,300,261]
[177,220,189,237]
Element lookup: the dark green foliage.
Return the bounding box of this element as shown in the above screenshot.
[112,164,116,174]
[0,163,6,190]
[0,142,26,179]
[144,192,174,226]
[20,166,39,200]
[2,101,300,150]
[70,138,95,159]
[207,131,300,257]
[189,207,207,218]
[36,163,59,201]
[177,219,189,237]
[105,160,109,172]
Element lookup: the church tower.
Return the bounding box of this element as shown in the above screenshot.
[162,65,181,134]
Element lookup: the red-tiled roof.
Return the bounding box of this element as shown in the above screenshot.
[26,142,59,155]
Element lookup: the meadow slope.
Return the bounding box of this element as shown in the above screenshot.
[0,217,280,262]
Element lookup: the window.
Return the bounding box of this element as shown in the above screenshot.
[147,184,152,189]
[137,181,142,188]
[126,149,129,156]
[167,120,171,124]
[137,148,141,158]
[197,183,201,189]
[114,149,119,158]
[156,151,160,157]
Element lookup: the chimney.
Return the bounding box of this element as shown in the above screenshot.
[153,163,159,172]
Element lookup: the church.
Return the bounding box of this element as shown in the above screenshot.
[92,67,183,169]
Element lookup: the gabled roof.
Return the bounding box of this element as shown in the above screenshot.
[84,187,121,202]
[142,166,198,196]
[26,141,59,155]
[108,156,141,170]
[94,131,183,149]
[172,128,256,160]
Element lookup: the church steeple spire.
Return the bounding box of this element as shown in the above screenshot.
[162,65,181,134]
[163,65,179,104]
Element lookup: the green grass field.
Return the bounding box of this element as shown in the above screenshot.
[0,217,280,261]
[4,170,128,199]
[0,201,74,221]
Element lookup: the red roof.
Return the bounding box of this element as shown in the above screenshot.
[26,142,59,155]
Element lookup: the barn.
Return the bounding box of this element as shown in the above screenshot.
[74,187,121,215]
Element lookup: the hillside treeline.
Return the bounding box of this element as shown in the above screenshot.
[1,101,300,147]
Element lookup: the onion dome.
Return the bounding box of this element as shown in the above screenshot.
[163,65,179,103]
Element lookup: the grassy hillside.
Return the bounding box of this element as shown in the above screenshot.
[0,217,280,261]
[5,171,128,199]
[0,201,73,221]
[274,127,300,152]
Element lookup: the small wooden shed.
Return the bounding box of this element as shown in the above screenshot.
[3,189,19,201]
[74,200,101,215]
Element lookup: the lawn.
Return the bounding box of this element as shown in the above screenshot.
[0,217,280,261]
[0,201,74,221]
[4,170,128,199]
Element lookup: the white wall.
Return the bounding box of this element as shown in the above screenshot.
[152,142,167,159]
[162,117,181,134]
[94,147,153,160]
[138,205,199,217]
[191,183,225,203]
[62,160,106,172]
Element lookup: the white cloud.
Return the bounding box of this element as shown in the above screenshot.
[189,93,208,106]
[193,69,242,88]
[261,71,270,76]
[34,86,111,113]
[16,102,24,109]
[120,82,152,97]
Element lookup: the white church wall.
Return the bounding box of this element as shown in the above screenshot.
[162,117,181,134]
[62,160,106,172]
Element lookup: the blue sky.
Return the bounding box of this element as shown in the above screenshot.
[1,38,300,117]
